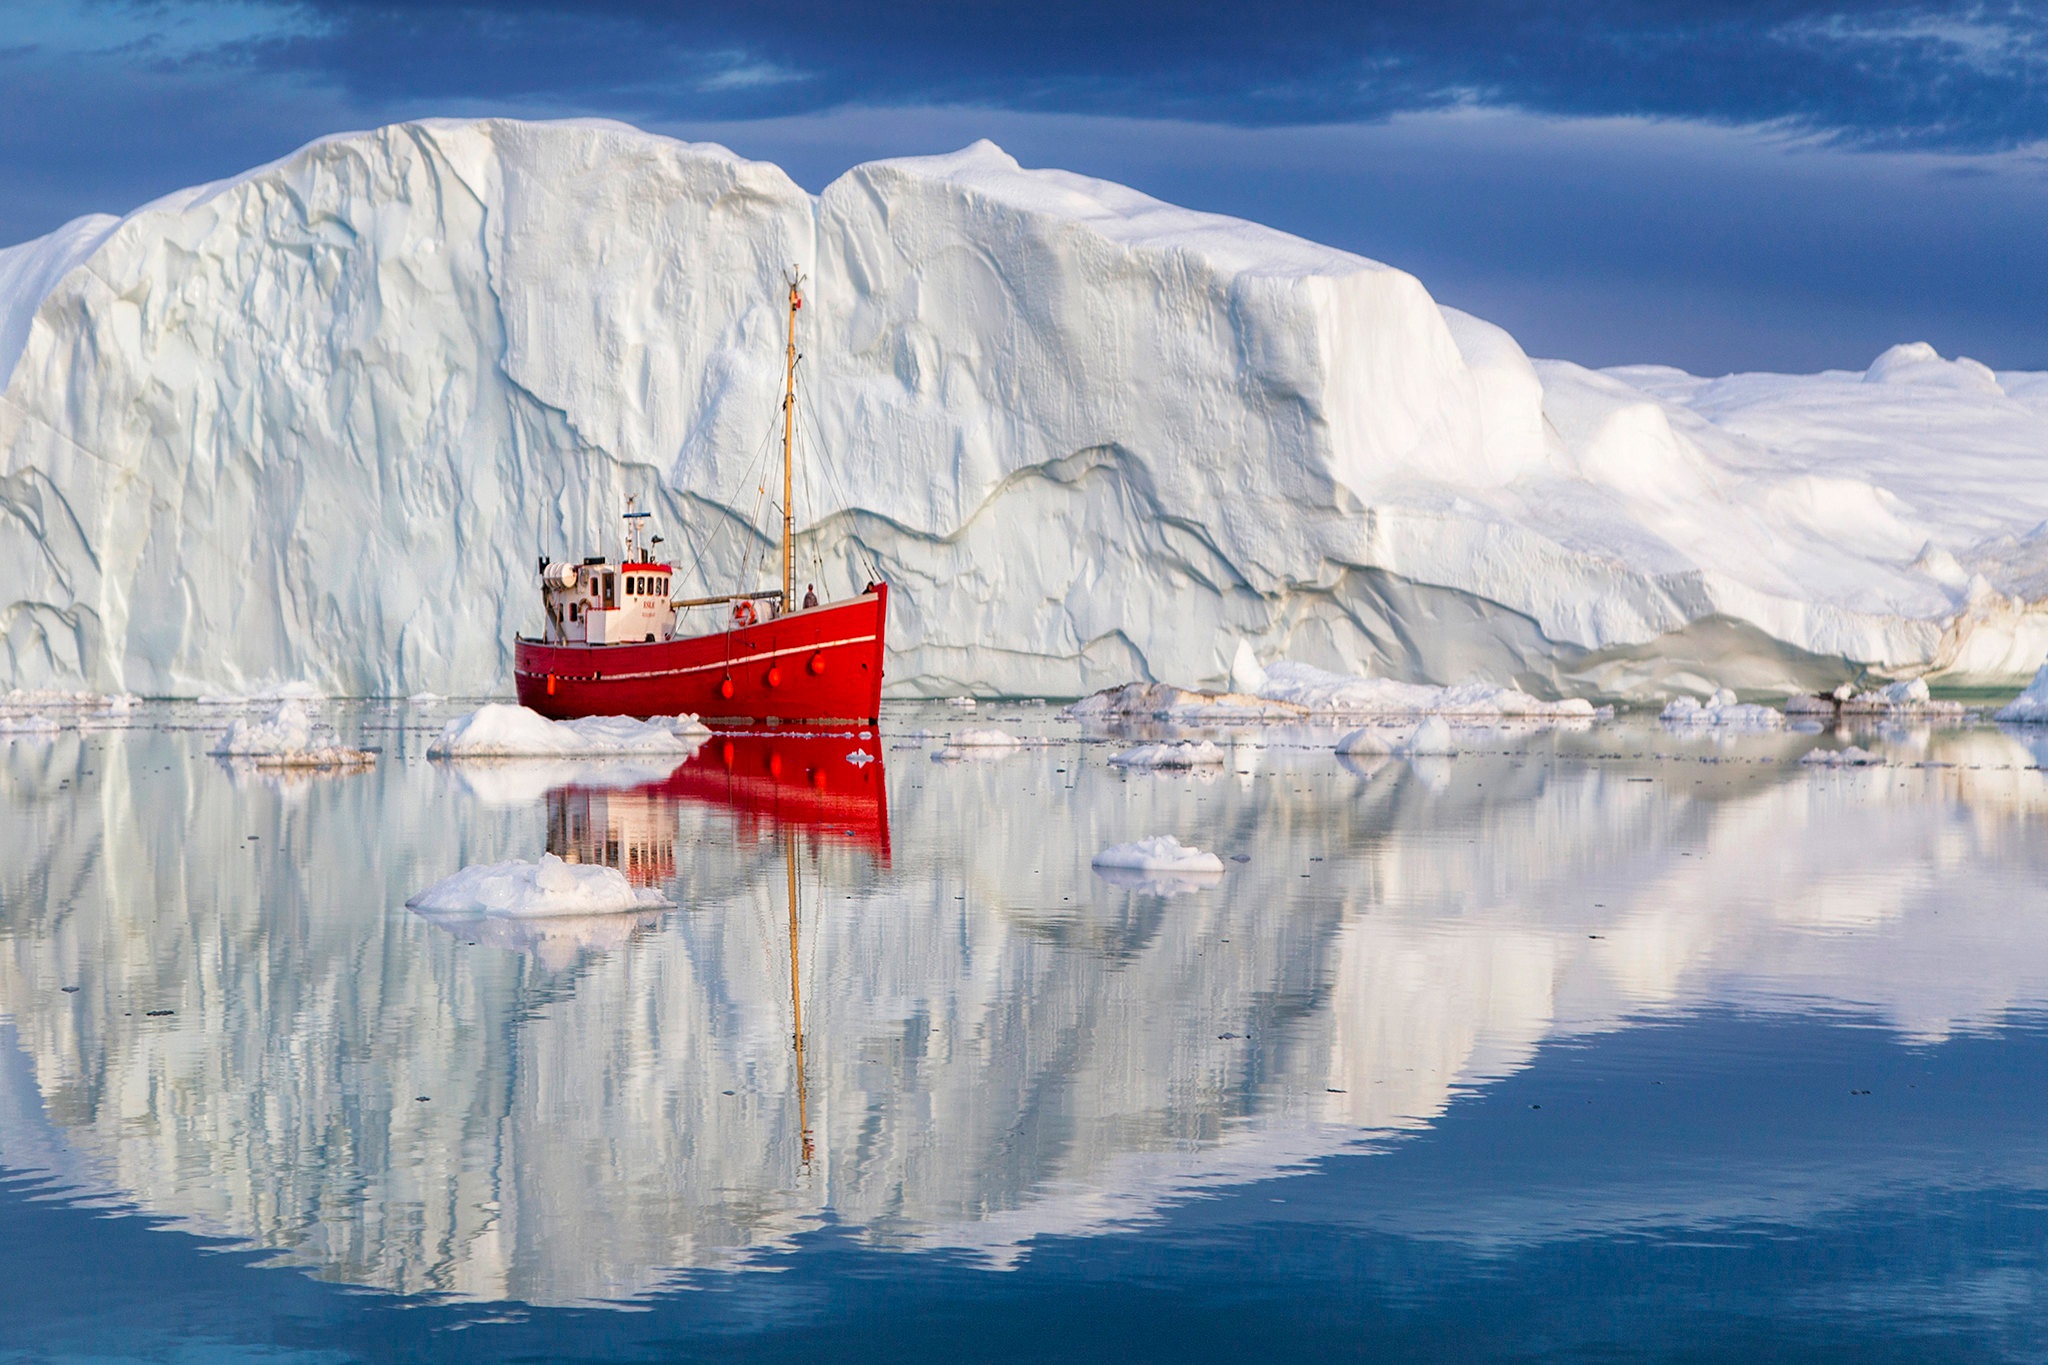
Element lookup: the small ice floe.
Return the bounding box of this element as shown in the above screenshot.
[3,688,109,708]
[845,749,876,767]
[211,700,375,768]
[1108,740,1228,769]
[427,704,707,758]
[930,728,1022,761]
[1091,836,1226,894]
[945,696,978,709]
[1252,662,1597,719]
[1791,678,1966,720]
[406,852,667,917]
[1996,661,2048,723]
[1840,678,1965,718]
[1338,716,1458,756]
[1660,689,1782,728]
[407,690,445,703]
[0,713,62,735]
[1067,656,1597,723]
[1065,682,1306,723]
[1801,745,1883,766]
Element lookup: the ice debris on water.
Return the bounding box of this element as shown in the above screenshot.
[1091,837,1226,874]
[427,704,709,758]
[406,853,667,917]
[1338,716,1458,756]
[0,713,61,735]
[845,749,876,767]
[1071,659,1596,723]
[1801,745,1883,766]
[931,729,1023,761]
[1660,689,1782,728]
[211,700,374,768]
[1109,741,1228,769]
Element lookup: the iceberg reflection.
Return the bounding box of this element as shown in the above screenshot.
[2,714,2048,1304]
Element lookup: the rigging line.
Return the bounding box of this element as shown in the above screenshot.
[680,411,781,604]
[795,374,883,584]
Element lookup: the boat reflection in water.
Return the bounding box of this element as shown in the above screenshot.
[538,728,887,1170]
[545,728,890,889]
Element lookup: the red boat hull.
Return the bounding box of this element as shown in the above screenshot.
[514,585,887,724]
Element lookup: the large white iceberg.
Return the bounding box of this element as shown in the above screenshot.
[4,118,2048,701]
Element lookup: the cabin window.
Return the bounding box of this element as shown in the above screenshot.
[602,573,615,608]
[569,603,580,622]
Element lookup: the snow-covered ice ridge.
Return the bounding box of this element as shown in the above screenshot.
[5,118,2048,701]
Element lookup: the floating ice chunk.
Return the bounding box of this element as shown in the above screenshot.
[212,700,374,767]
[845,749,876,767]
[1397,716,1458,755]
[1108,740,1228,769]
[1836,676,1963,717]
[1336,727,1396,756]
[1996,661,2048,723]
[427,704,705,757]
[1072,664,1596,722]
[2,688,130,710]
[407,690,445,703]
[1801,745,1883,766]
[950,728,1020,747]
[945,697,978,709]
[405,852,667,917]
[1254,662,1597,718]
[1660,689,1783,728]
[931,728,1022,761]
[1065,683,1304,723]
[0,713,61,734]
[1091,836,1225,873]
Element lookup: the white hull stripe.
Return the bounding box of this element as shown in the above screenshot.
[517,633,879,684]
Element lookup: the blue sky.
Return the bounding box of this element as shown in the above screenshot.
[2,0,2045,373]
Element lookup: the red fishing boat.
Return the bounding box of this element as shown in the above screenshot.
[514,273,886,725]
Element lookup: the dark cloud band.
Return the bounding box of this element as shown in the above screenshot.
[216,0,2048,149]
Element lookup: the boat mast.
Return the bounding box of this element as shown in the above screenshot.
[781,272,801,615]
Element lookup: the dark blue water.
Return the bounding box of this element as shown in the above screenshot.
[9,1011,2047,1361]
[4,702,2048,1360]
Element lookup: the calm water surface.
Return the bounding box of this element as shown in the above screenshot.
[3,700,2048,1360]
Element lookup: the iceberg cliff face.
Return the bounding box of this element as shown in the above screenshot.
[2,117,2045,698]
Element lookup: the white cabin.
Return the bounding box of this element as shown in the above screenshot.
[539,558,677,645]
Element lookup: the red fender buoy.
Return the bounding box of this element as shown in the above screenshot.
[807,652,825,675]
[719,676,735,700]
[768,753,784,778]
[766,665,782,688]
[546,673,556,696]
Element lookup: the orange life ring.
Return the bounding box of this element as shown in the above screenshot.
[731,599,758,628]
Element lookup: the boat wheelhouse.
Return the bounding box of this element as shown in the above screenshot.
[513,273,887,725]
